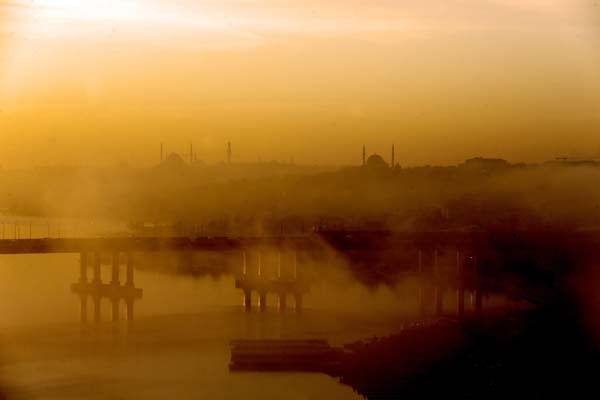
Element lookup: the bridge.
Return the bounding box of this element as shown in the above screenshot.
[1,230,598,320]
[1,231,598,255]
[0,236,314,255]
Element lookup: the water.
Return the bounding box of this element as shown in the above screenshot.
[0,253,414,399]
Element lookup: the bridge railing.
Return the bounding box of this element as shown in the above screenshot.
[0,218,129,240]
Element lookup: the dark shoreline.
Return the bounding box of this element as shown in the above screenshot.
[334,304,599,399]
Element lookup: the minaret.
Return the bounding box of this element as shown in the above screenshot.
[362,145,366,166]
[391,144,395,168]
[227,142,232,164]
[189,143,193,164]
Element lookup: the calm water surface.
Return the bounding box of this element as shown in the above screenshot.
[0,253,414,399]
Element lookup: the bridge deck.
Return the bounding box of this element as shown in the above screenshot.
[0,231,598,255]
[0,237,314,255]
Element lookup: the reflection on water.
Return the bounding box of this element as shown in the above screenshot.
[0,253,417,399]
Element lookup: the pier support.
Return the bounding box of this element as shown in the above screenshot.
[433,250,443,315]
[457,251,465,317]
[244,290,252,311]
[234,247,309,314]
[242,251,247,275]
[417,249,427,318]
[93,296,101,323]
[259,292,267,312]
[474,256,483,314]
[279,293,287,311]
[126,298,134,321]
[293,250,298,280]
[93,253,101,284]
[111,252,120,285]
[71,250,142,324]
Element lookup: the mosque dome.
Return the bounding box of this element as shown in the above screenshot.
[161,153,187,168]
[366,154,389,169]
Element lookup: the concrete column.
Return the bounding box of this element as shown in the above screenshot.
[474,255,483,314]
[126,253,134,287]
[79,252,88,283]
[259,292,267,312]
[257,251,262,277]
[277,251,282,278]
[457,251,465,317]
[279,293,287,311]
[93,295,101,323]
[93,252,101,284]
[111,252,120,285]
[112,298,119,322]
[417,249,426,317]
[293,251,298,280]
[242,251,247,275]
[126,298,134,321]
[80,295,88,323]
[433,250,443,315]
[244,290,252,311]
[294,293,303,313]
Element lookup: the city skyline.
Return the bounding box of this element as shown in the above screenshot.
[1,1,599,167]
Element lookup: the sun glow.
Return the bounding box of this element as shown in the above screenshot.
[32,0,146,23]
[20,0,230,38]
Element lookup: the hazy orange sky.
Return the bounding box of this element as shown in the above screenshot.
[0,0,599,167]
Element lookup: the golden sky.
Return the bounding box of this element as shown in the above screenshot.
[0,0,599,167]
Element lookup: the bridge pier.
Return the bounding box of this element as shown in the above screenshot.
[236,247,309,313]
[457,251,465,317]
[71,250,142,324]
[93,252,101,284]
[244,290,252,311]
[417,249,427,317]
[292,250,298,280]
[242,251,247,275]
[93,295,101,323]
[126,298,134,321]
[433,250,444,316]
[259,292,267,312]
[473,256,483,314]
[257,251,262,277]
[111,252,120,285]
[112,298,119,322]
[279,293,287,311]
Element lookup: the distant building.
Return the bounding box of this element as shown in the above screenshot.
[362,145,395,169]
[366,154,389,169]
[160,153,187,169]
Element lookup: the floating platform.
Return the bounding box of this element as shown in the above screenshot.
[229,339,344,373]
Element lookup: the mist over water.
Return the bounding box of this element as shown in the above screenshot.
[0,251,422,399]
[1,1,599,397]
